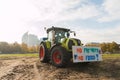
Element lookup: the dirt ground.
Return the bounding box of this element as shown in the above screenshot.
[0,57,120,80]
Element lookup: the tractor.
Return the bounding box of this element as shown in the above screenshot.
[39,26,102,67]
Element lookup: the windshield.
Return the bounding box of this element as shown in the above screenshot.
[55,30,69,43]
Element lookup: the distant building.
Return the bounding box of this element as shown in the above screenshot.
[22,32,40,46]
[85,42,100,47]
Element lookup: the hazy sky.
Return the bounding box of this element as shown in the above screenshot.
[0,0,120,44]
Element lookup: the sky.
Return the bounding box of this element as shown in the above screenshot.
[0,0,120,44]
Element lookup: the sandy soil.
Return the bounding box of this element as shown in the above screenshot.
[0,57,120,80]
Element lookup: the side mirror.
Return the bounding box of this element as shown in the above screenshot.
[70,31,76,36]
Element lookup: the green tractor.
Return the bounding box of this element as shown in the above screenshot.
[39,26,102,67]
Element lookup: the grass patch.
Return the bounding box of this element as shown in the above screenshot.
[0,53,39,58]
[0,53,120,59]
[102,54,120,59]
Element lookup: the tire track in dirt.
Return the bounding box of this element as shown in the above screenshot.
[21,58,42,80]
[12,64,34,80]
[0,58,35,80]
[0,57,120,80]
[12,58,35,80]
[0,60,21,78]
[33,62,43,80]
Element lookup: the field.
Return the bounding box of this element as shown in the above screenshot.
[0,53,120,80]
[102,54,120,59]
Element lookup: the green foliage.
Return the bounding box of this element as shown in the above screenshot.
[100,41,119,53]
[102,54,120,59]
[0,42,39,54]
[0,41,119,54]
[0,42,10,53]
[21,43,28,53]
[0,53,38,58]
[100,43,107,53]
[0,53,119,59]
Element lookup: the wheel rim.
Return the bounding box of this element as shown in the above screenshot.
[53,51,61,64]
[39,46,44,60]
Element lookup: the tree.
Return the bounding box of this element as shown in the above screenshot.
[111,41,119,53]
[0,42,10,53]
[12,42,22,53]
[36,45,39,53]
[0,42,39,53]
[28,46,36,53]
[100,42,119,53]
[21,43,28,53]
[100,43,107,53]
[28,45,39,53]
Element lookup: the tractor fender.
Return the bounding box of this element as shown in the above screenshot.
[40,41,45,45]
[61,38,78,51]
[50,43,61,53]
[40,41,51,49]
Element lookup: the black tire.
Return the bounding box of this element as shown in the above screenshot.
[39,43,49,63]
[51,46,70,67]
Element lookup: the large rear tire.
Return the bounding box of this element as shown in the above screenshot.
[39,43,49,63]
[51,46,70,67]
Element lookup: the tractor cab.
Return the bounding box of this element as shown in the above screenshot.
[47,27,72,45]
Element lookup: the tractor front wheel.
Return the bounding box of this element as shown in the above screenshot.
[51,46,70,67]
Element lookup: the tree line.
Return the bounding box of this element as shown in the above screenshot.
[86,41,120,53]
[100,42,120,53]
[0,42,39,54]
[0,41,120,54]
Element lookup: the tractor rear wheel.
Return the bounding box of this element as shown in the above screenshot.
[39,43,49,63]
[51,46,70,67]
